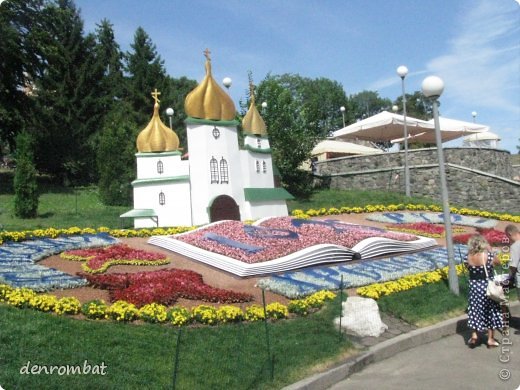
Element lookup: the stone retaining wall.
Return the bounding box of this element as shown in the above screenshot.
[316,147,520,214]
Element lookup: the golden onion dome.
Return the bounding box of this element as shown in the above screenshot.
[184,49,236,121]
[136,90,180,152]
[242,84,267,136]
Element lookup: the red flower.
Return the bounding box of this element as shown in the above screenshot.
[80,269,253,307]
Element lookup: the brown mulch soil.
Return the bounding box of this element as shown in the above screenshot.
[37,213,509,308]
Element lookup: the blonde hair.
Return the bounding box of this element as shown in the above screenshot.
[505,224,519,236]
[467,234,489,255]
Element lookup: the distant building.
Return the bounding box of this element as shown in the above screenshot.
[121,52,292,228]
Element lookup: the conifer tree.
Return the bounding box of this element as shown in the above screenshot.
[94,18,124,112]
[125,27,169,125]
[97,101,138,206]
[33,0,104,185]
[14,132,39,218]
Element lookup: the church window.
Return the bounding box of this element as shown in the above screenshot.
[159,191,165,205]
[262,161,267,173]
[210,157,219,183]
[157,160,164,174]
[212,126,220,139]
[255,160,260,173]
[256,138,262,148]
[220,158,229,184]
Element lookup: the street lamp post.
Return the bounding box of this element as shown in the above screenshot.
[471,111,477,123]
[397,65,411,197]
[340,106,346,128]
[422,75,459,295]
[166,107,174,129]
[261,101,267,110]
[222,77,232,90]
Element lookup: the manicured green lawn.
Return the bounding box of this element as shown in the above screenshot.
[377,275,517,327]
[288,188,439,211]
[0,297,351,389]
[1,169,439,231]
[0,171,131,230]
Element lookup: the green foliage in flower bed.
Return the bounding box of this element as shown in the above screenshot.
[0,295,351,389]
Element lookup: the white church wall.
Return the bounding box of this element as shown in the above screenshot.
[136,152,188,179]
[133,181,192,228]
[187,123,246,225]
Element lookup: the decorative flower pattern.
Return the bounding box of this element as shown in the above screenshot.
[80,269,254,307]
[177,217,417,264]
[61,244,169,273]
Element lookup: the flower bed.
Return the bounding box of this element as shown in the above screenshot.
[367,212,498,228]
[176,217,418,264]
[0,233,117,291]
[1,204,516,246]
[385,222,466,238]
[0,283,336,326]
[453,228,509,246]
[60,244,169,273]
[80,269,254,307]
[256,245,468,298]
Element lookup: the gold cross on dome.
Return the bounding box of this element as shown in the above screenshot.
[151,89,161,104]
[203,48,211,61]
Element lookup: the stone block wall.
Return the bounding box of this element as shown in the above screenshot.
[316,147,520,214]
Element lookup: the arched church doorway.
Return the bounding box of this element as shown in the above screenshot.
[209,195,240,222]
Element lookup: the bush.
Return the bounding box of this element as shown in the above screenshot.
[13,132,39,218]
[97,102,137,206]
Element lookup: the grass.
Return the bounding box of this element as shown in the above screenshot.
[0,171,132,230]
[287,188,439,212]
[1,168,439,231]
[0,297,351,389]
[377,276,470,327]
[1,170,506,388]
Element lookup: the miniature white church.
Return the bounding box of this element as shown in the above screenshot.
[121,51,293,228]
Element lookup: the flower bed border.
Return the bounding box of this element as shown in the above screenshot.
[0,284,336,327]
[1,203,517,245]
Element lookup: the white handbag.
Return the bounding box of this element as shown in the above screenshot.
[483,263,505,303]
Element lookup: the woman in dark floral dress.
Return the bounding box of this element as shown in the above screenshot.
[465,234,503,348]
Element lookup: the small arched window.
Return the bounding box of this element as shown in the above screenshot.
[256,138,262,148]
[212,126,220,139]
[157,160,164,174]
[255,160,260,173]
[210,157,219,183]
[262,161,267,173]
[220,158,229,184]
[159,191,165,205]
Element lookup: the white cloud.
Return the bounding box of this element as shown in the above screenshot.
[425,0,520,115]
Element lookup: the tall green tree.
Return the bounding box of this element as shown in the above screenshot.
[94,18,124,113]
[255,74,348,197]
[349,90,392,121]
[32,0,104,185]
[97,101,138,206]
[13,131,39,218]
[125,27,169,125]
[0,0,46,152]
[393,91,433,120]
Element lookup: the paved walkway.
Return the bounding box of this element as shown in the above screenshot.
[329,305,520,390]
[286,302,520,390]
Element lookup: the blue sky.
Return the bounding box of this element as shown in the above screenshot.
[76,0,519,153]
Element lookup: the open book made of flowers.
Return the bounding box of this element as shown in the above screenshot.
[149,217,437,277]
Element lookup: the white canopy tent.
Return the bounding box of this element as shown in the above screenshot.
[462,131,500,148]
[391,117,489,144]
[311,140,383,158]
[332,111,433,142]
